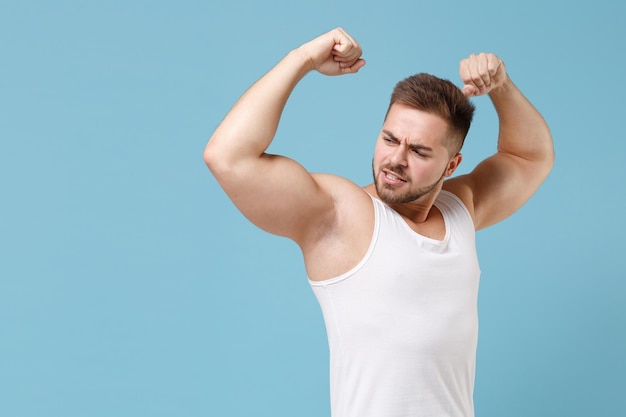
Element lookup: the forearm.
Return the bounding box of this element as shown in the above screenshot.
[489,78,554,165]
[205,48,313,169]
[205,28,364,174]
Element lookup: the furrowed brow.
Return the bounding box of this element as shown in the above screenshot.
[383,130,433,153]
[409,143,433,153]
[382,130,399,141]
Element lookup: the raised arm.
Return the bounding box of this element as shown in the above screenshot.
[447,53,554,230]
[204,28,365,242]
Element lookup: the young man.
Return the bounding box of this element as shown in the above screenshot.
[205,28,553,417]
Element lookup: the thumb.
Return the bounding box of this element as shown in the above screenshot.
[462,85,477,97]
[343,58,366,74]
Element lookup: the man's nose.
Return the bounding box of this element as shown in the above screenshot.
[389,144,408,166]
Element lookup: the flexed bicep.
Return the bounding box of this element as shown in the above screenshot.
[211,152,336,241]
[205,28,366,242]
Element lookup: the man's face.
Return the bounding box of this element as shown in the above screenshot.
[372,103,461,205]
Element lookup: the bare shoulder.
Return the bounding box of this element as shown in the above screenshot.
[310,173,374,235]
[304,173,375,281]
[313,173,372,205]
[442,176,476,221]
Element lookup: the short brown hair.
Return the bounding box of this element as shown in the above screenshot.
[386,73,475,154]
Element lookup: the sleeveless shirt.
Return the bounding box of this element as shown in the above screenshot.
[309,190,480,417]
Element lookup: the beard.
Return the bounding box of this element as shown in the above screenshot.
[372,161,446,204]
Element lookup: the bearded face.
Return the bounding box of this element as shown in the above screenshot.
[372,160,448,204]
[371,104,460,205]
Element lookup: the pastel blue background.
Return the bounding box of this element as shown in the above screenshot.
[2,1,624,416]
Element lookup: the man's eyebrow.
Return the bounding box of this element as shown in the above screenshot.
[382,130,433,153]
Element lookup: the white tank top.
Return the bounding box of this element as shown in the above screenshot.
[310,190,480,417]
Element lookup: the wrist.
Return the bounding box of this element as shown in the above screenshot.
[290,46,316,74]
[488,76,515,99]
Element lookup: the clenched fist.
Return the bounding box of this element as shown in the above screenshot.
[297,27,366,76]
[459,53,507,97]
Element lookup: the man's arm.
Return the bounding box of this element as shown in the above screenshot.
[446,53,555,230]
[204,28,365,242]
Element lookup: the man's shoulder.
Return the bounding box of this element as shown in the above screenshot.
[303,174,375,281]
[312,173,372,203]
[442,177,476,220]
[305,173,374,239]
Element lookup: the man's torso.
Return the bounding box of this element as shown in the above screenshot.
[303,174,472,282]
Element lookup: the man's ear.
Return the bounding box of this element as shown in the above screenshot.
[445,153,462,177]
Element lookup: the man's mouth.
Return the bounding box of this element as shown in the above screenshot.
[383,169,407,184]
